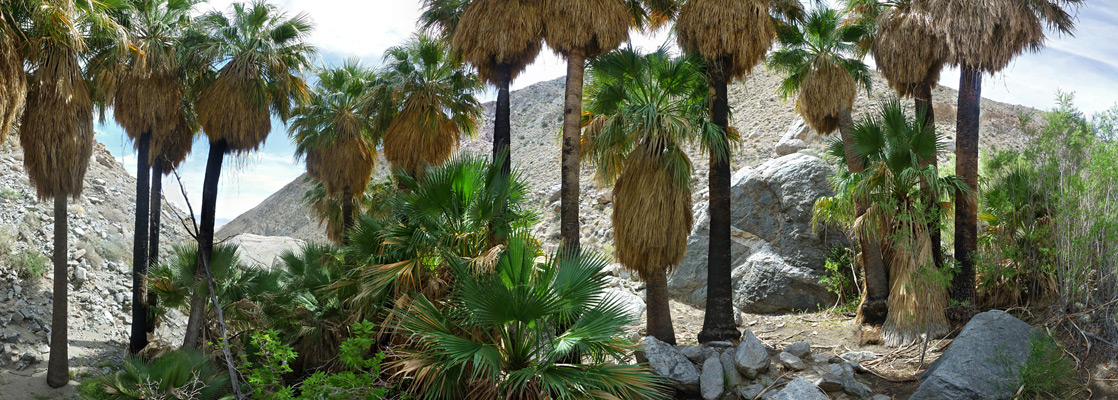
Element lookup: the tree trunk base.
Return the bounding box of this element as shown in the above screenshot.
[857,299,888,326]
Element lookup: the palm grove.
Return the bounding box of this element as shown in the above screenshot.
[0,0,1091,397]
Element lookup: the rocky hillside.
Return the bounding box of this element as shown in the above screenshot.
[0,137,193,371]
[219,68,1036,252]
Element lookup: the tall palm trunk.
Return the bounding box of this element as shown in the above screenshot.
[147,161,163,336]
[951,66,981,304]
[494,63,512,175]
[47,196,69,388]
[559,49,584,254]
[838,110,890,324]
[183,140,227,349]
[646,268,676,345]
[698,64,740,343]
[342,188,354,244]
[914,82,943,270]
[129,133,151,354]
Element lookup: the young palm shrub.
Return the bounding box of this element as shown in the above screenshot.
[373,34,483,180]
[675,0,804,343]
[340,155,535,318]
[915,0,1082,303]
[291,59,379,241]
[582,47,716,345]
[393,231,667,400]
[88,349,231,400]
[181,0,314,352]
[767,6,893,324]
[813,101,966,346]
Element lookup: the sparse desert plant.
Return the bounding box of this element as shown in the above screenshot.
[16,249,49,280]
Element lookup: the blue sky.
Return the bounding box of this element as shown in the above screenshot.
[96,0,1118,223]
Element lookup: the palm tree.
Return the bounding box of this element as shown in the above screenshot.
[181,0,313,353]
[676,0,803,342]
[539,0,632,253]
[291,59,378,241]
[147,112,196,304]
[374,33,483,180]
[916,0,1081,304]
[420,0,542,175]
[7,0,122,387]
[393,231,667,400]
[766,6,891,324]
[583,47,714,345]
[87,0,198,355]
[814,101,965,345]
[0,0,27,141]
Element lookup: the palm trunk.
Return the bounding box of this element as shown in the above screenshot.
[129,133,151,354]
[914,82,943,271]
[559,49,584,254]
[147,162,163,335]
[183,140,226,349]
[646,268,676,345]
[342,188,354,244]
[494,63,512,175]
[838,110,890,324]
[951,66,981,304]
[698,64,741,343]
[46,195,69,388]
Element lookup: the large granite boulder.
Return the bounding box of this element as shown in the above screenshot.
[636,336,700,393]
[668,153,842,312]
[910,310,1039,399]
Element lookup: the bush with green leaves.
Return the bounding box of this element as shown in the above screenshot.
[392,231,667,400]
[1000,332,1081,399]
[241,321,387,400]
[15,248,49,280]
[82,349,231,400]
[820,246,859,312]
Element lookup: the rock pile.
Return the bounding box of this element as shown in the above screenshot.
[638,332,886,400]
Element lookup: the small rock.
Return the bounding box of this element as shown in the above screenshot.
[767,377,828,400]
[734,330,771,379]
[828,356,844,364]
[700,356,725,400]
[719,352,743,387]
[73,248,87,260]
[706,341,734,349]
[680,345,704,363]
[842,374,874,398]
[737,383,764,399]
[638,336,700,392]
[840,351,878,362]
[73,266,88,285]
[815,373,844,392]
[809,354,830,364]
[784,341,810,358]
[0,332,18,343]
[778,352,806,370]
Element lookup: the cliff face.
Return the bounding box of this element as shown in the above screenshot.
[217,68,1036,251]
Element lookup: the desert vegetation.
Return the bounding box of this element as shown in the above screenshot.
[1,0,1114,398]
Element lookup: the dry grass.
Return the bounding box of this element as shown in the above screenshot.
[540,0,630,57]
[197,63,271,153]
[113,71,183,141]
[19,49,95,200]
[0,23,26,143]
[871,6,948,97]
[305,134,374,198]
[917,0,1044,73]
[384,98,462,178]
[795,57,856,134]
[451,0,543,84]
[676,0,775,80]
[612,146,693,280]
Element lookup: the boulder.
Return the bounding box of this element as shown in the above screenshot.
[638,336,700,392]
[602,287,646,319]
[719,351,743,387]
[734,330,771,379]
[766,377,828,400]
[669,153,841,312]
[784,341,811,358]
[700,355,725,400]
[778,352,806,371]
[775,138,808,156]
[224,233,306,269]
[910,310,1039,400]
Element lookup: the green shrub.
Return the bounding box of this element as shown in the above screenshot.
[1009,332,1080,399]
[820,246,859,312]
[85,349,231,400]
[15,249,49,280]
[241,322,387,400]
